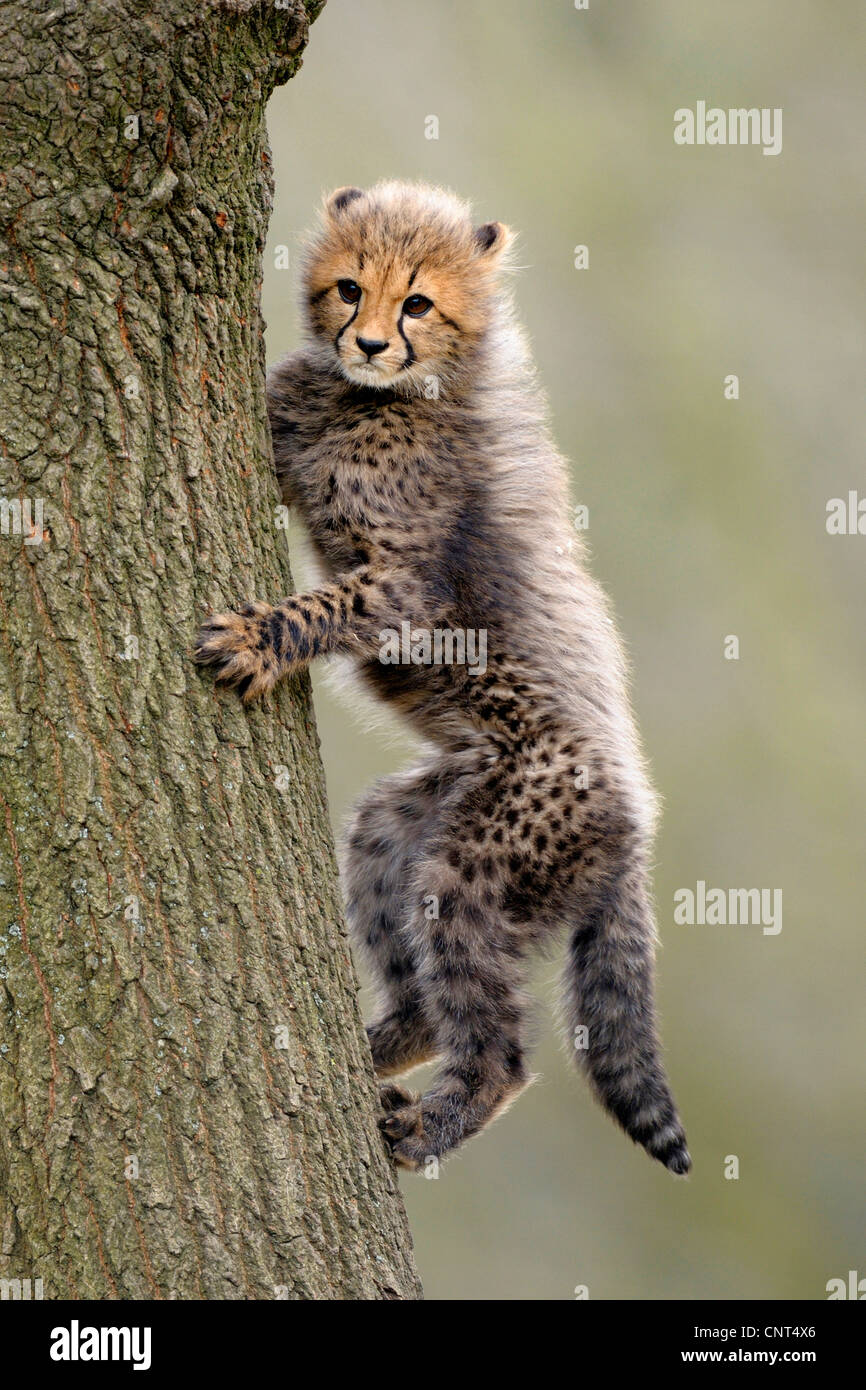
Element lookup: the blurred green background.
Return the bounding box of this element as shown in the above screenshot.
[261,0,865,1299]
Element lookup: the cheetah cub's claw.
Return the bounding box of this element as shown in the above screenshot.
[194,600,279,704]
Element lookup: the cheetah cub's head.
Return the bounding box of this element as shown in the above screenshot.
[303,181,512,393]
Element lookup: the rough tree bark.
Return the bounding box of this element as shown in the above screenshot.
[0,0,421,1300]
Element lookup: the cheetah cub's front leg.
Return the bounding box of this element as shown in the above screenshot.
[193,566,397,703]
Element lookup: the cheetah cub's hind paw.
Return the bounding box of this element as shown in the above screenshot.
[377,1083,427,1171]
[194,600,279,703]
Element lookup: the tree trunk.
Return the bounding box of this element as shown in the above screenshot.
[0,0,421,1301]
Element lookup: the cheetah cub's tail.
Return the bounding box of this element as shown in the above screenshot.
[563,868,691,1175]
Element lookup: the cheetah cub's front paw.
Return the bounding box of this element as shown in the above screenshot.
[194,600,279,703]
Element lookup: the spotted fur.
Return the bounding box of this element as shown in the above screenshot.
[194,181,690,1175]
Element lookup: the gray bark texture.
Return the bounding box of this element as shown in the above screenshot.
[0,0,422,1300]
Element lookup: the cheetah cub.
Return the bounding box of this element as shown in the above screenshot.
[195,181,690,1175]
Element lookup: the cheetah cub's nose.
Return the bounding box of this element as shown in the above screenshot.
[357,337,389,358]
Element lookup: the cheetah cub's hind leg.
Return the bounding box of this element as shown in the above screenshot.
[377,783,531,1170]
[343,759,461,1079]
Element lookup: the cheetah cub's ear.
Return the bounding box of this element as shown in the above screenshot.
[473,220,513,263]
[326,186,365,217]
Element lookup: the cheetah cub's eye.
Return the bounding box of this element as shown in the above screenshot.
[338,279,362,304]
[403,294,432,317]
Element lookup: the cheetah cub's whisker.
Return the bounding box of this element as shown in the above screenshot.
[194,180,691,1177]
